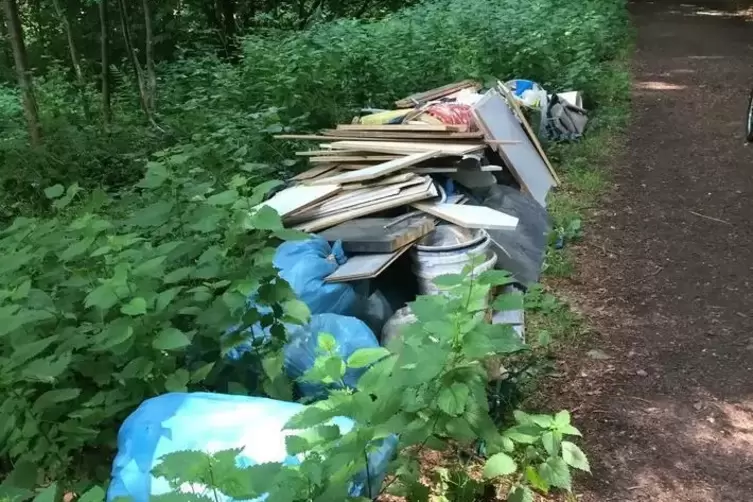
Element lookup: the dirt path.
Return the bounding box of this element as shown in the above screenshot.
[549,1,753,500]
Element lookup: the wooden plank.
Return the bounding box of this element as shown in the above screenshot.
[294,181,439,232]
[324,244,413,283]
[306,151,439,186]
[326,140,486,156]
[341,172,417,190]
[318,216,435,253]
[321,129,484,140]
[291,164,340,181]
[336,124,468,132]
[308,155,402,164]
[411,202,519,230]
[256,184,341,218]
[472,89,556,207]
[395,80,480,108]
[497,83,561,184]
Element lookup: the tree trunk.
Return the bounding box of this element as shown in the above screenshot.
[116,0,159,129]
[1,0,41,145]
[142,0,156,111]
[51,0,91,119]
[220,0,235,40]
[99,0,111,125]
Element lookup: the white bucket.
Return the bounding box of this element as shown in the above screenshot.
[413,249,498,296]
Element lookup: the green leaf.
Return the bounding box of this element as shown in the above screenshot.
[531,414,555,428]
[477,269,514,286]
[508,485,534,502]
[207,189,239,206]
[317,333,337,353]
[283,298,310,324]
[561,441,590,472]
[554,410,571,428]
[121,297,147,316]
[85,284,119,310]
[432,273,464,288]
[190,362,215,383]
[156,287,184,312]
[138,162,169,189]
[503,425,541,444]
[322,356,345,383]
[561,424,582,436]
[153,328,191,351]
[285,435,309,455]
[21,352,72,382]
[249,205,283,230]
[482,452,517,479]
[33,389,81,413]
[93,317,135,351]
[542,431,561,456]
[437,382,469,416]
[525,466,550,492]
[163,266,194,284]
[44,184,64,199]
[537,330,551,347]
[77,486,106,502]
[133,256,168,278]
[492,291,524,311]
[346,347,390,369]
[164,369,190,392]
[538,457,572,490]
[52,183,82,210]
[32,483,57,502]
[273,229,311,241]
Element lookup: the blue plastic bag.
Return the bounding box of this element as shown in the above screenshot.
[227,313,380,399]
[273,238,357,315]
[106,393,396,502]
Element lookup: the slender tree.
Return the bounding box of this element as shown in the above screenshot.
[142,0,156,111]
[51,0,91,118]
[99,0,111,125]
[1,0,41,145]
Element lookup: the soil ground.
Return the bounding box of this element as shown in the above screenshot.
[546,1,753,500]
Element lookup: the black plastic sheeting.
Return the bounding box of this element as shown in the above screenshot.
[468,184,551,287]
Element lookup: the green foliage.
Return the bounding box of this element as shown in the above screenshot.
[0,163,306,478]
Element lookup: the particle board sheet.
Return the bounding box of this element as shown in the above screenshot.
[318,215,435,253]
[411,202,519,230]
[325,140,486,156]
[294,181,439,232]
[324,244,413,283]
[306,151,439,186]
[256,184,341,218]
[497,83,560,185]
[472,89,555,207]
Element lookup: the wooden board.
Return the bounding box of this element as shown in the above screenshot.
[306,151,439,186]
[472,89,556,207]
[326,140,486,156]
[336,124,467,132]
[295,181,439,232]
[321,129,484,140]
[411,202,519,230]
[395,80,480,108]
[318,216,435,253]
[324,244,413,283]
[341,172,417,190]
[496,83,560,184]
[308,155,401,164]
[257,184,341,218]
[291,164,340,181]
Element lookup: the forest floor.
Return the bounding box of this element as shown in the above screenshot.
[542,0,753,500]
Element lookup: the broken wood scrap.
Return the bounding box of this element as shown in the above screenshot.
[306,151,439,186]
[411,201,519,230]
[324,244,413,283]
[318,216,435,253]
[395,80,480,108]
[308,155,402,164]
[336,123,468,132]
[340,172,417,190]
[320,129,484,140]
[294,180,439,232]
[291,164,339,181]
[256,184,341,218]
[326,140,486,156]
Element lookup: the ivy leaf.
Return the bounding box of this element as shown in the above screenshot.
[542,431,561,456]
[346,347,390,369]
[121,297,147,316]
[44,184,64,199]
[508,486,534,502]
[482,452,517,479]
[33,389,81,413]
[561,441,590,472]
[77,485,106,502]
[437,382,469,416]
[153,328,191,351]
[538,457,572,490]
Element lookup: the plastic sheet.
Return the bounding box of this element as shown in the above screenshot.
[273,237,358,316]
[107,392,397,502]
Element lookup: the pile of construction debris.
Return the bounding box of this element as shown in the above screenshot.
[258,79,574,292]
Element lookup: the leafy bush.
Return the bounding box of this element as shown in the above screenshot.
[0,158,309,478]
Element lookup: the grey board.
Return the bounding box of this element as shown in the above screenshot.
[473,90,555,207]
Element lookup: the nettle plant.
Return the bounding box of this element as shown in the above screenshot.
[146,266,590,501]
[0,152,308,477]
